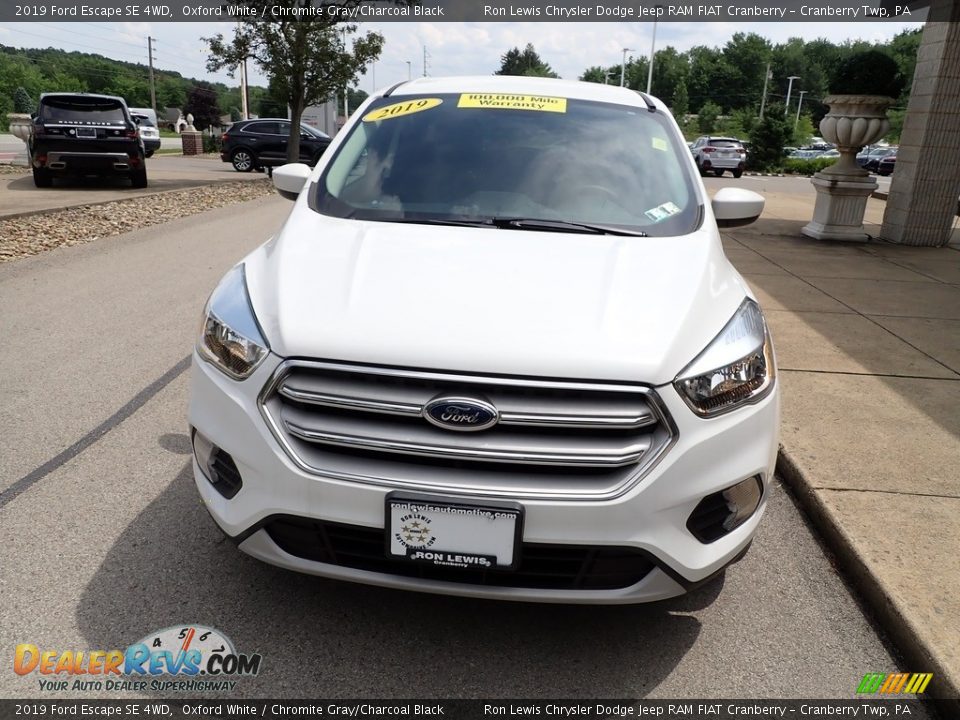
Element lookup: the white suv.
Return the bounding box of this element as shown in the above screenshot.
[190,77,779,604]
[691,136,747,178]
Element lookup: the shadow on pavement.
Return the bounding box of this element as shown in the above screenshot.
[77,463,702,699]
[728,217,960,440]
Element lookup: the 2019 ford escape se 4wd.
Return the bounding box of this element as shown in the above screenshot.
[190,77,779,604]
[30,93,147,188]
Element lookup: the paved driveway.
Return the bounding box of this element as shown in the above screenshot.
[0,154,263,219]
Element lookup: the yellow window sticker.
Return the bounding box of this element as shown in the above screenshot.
[458,94,567,113]
[362,98,443,122]
[652,137,669,151]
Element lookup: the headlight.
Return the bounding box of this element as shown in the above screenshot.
[674,299,775,417]
[198,264,268,380]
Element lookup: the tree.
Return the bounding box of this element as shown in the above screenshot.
[749,105,792,170]
[347,87,369,112]
[496,44,559,78]
[13,86,33,113]
[183,85,222,130]
[697,101,722,134]
[205,4,385,162]
[671,80,689,118]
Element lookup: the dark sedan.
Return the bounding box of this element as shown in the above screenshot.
[221,119,331,172]
[877,153,897,176]
[858,147,896,173]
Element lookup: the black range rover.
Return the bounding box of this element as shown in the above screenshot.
[30,93,148,188]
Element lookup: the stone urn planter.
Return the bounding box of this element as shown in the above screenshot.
[5,112,32,166]
[801,95,894,242]
[802,49,904,242]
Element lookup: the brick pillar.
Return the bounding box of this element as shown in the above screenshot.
[180,131,203,156]
[881,7,960,246]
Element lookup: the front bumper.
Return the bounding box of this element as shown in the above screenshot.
[189,351,780,603]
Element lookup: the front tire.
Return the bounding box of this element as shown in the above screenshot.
[231,149,256,172]
[145,150,154,159]
[32,166,52,188]
[732,169,743,178]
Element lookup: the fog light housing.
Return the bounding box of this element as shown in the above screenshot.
[192,430,243,499]
[687,476,763,543]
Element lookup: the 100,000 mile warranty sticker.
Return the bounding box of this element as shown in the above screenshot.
[458,94,567,113]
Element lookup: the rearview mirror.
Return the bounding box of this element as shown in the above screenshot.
[272,163,312,201]
[712,187,765,228]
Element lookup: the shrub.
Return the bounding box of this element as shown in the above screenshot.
[202,133,221,154]
[748,106,792,171]
[829,51,904,98]
[783,157,838,175]
[13,87,34,114]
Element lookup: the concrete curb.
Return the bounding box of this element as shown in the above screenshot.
[776,448,960,710]
[0,178,265,222]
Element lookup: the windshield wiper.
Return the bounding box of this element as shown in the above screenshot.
[377,217,495,228]
[490,217,648,237]
[373,216,648,236]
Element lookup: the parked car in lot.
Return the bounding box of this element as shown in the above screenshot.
[788,149,823,160]
[29,92,147,188]
[877,152,897,176]
[858,146,896,173]
[130,112,160,158]
[220,118,331,172]
[191,77,778,604]
[690,136,747,177]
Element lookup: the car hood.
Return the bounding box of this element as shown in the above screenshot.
[244,213,752,386]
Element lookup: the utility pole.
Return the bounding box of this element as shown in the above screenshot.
[620,48,633,88]
[147,36,157,115]
[646,18,658,94]
[794,90,807,128]
[241,58,249,119]
[423,46,430,77]
[759,62,771,118]
[785,76,800,115]
[343,28,349,120]
[406,61,412,81]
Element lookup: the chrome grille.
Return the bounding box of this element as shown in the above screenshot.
[259,360,676,500]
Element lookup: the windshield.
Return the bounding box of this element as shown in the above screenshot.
[314,93,699,236]
[41,97,127,124]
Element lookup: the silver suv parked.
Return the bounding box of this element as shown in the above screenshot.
[691,136,746,178]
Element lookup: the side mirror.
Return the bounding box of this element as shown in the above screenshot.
[712,187,765,228]
[272,163,312,201]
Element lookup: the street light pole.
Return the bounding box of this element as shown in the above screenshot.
[620,48,633,88]
[759,62,771,118]
[406,61,411,81]
[784,76,800,115]
[794,90,807,128]
[646,19,658,94]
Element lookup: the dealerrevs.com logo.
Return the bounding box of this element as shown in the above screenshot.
[14,624,262,693]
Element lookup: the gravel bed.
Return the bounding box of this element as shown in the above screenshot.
[0,179,274,263]
[0,164,30,175]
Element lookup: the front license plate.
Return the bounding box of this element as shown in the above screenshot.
[386,494,522,570]
[75,127,97,138]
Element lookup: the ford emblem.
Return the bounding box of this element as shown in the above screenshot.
[423,396,499,432]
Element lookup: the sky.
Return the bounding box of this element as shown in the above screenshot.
[0,20,925,96]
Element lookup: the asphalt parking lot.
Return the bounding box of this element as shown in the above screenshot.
[0,155,262,219]
[0,193,933,706]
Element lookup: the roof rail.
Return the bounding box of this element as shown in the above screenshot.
[635,91,656,113]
